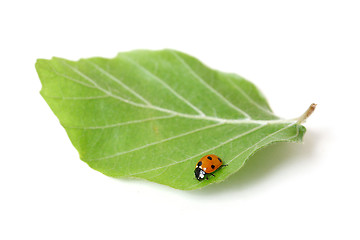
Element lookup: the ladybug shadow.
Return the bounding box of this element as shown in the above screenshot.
[188,129,321,195]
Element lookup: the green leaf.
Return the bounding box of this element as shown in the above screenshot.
[36,49,312,190]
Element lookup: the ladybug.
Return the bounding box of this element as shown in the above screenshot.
[194,154,227,181]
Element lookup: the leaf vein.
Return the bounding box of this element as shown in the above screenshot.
[170,50,252,119]
[62,114,176,129]
[188,123,299,190]
[87,122,225,161]
[43,94,109,100]
[58,60,150,108]
[48,63,97,89]
[226,77,278,116]
[122,55,206,116]
[227,123,297,165]
[126,124,266,176]
[88,61,152,106]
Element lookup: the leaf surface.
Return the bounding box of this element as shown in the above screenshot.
[36,49,306,190]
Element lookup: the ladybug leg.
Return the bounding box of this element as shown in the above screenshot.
[209,173,215,177]
[220,164,228,169]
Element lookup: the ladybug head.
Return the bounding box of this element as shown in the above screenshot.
[194,167,206,181]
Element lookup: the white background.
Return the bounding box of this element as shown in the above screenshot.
[1,0,359,239]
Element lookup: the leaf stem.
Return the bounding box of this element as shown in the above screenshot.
[296,103,317,124]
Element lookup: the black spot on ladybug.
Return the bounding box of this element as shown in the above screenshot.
[197,161,202,167]
[211,165,215,169]
[207,156,212,160]
[218,157,222,162]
